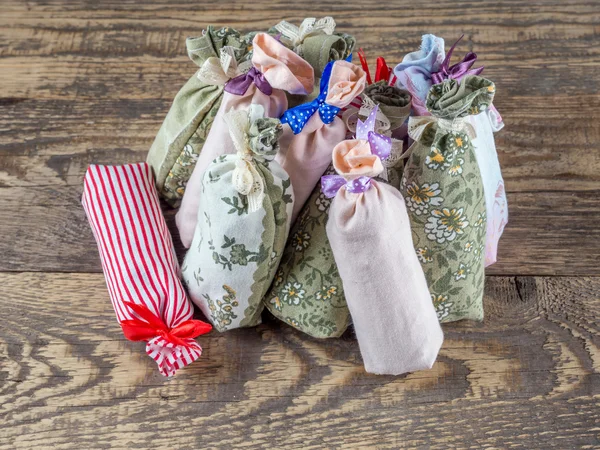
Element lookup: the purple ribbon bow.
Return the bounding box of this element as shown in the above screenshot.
[355,105,392,160]
[430,35,484,85]
[320,175,372,198]
[225,67,273,96]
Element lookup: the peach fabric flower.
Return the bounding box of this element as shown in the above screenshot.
[252,33,314,95]
[332,138,384,179]
[325,60,367,108]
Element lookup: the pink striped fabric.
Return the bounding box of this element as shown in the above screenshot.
[82,162,202,377]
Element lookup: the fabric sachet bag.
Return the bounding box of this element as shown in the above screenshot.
[181,105,294,332]
[394,34,446,116]
[277,59,366,221]
[324,126,444,375]
[271,17,356,110]
[82,162,212,377]
[177,32,314,248]
[401,75,495,322]
[271,17,355,78]
[147,27,253,206]
[264,107,397,339]
[396,34,507,267]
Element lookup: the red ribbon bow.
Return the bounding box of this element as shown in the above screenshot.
[120,301,212,348]
[357,49,395,85]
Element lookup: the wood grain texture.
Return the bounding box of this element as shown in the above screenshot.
[2,186,600,276]
[1,1,600,276]
[0,0,599,448]
[0,273,598,449]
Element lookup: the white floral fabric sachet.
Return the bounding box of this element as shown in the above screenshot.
[182,104,294,331]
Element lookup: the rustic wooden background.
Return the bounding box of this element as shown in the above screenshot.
[1,0,599,448]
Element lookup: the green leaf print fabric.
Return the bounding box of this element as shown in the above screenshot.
[263,86,412,339]
[147,26,254,207]
[400,75,496,322]
[264,165,348,338]
[181,105,293,331]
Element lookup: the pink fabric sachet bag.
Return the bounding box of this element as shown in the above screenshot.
[82,162,212,377]
[177,32,315,247]
[323,108,443,375]
[277,59,366,222]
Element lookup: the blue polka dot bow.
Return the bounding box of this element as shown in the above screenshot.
[280,59,342,135]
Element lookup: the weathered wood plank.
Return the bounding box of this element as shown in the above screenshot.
[1,1,599,447]
[0,273,598,449]
[0,185,599,275]
[2,108,600,193]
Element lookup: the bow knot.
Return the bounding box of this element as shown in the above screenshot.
[280,60,341,134]
[224,105,281,213]
[120,301,212,349]
[196,46,253,86]
[357,49,395,86]
[408,115,477,144]
[274,17,336,55]
[355,105,393,160]
[430,35,484,85]
[225,67,273,96]
[320,175,372,198]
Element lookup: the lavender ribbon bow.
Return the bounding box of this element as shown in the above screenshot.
[356,105,392,160]
[224,67,273,96]
[430,35,484,85]
[320,175,372,198]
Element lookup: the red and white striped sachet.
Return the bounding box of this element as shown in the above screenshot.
[82,162,211,377]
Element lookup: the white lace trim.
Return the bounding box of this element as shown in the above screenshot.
[408,115,477,142]
[197,46,252,86]
[223,105,266,213]
[274,17,336,56]
[343,97,393,136]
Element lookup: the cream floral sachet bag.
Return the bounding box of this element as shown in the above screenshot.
[400,75,495,322]
[182,105,293,331]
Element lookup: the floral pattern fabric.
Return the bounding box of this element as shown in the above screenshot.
[400,75,495,322]
[264,83,414,338]
[147,26,255,206]
[182,117,294,331]
[263,165,349,338]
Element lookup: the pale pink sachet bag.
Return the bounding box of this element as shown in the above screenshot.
[177,32,314,247]
[277,59,366,221]
[323,109,443,375]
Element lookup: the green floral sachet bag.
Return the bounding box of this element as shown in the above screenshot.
[147,26,254,206]
[263,89,411,339]
[182,105,293,331]
[400,75,495,322]
[271,17,355,77]
[264,164,348,338]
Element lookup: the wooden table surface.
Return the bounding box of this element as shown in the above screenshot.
[1,1,599,448]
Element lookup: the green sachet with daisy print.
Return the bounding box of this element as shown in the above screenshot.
[400,75,495,322]
[264,165,348,338]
